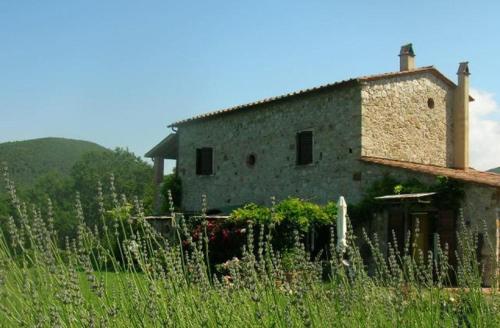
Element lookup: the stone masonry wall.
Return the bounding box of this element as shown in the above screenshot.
[361,72,454,167]
[177,72,457,212]
[461,184,500,286]
[177,86,364,212]
[176,88,450,212]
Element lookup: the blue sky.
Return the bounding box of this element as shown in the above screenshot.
[1,1,499,170]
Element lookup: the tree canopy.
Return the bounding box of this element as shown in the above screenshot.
[1,148,155,241]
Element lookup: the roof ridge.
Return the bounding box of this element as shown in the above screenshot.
[168,78,358,127]
[356,66,435,81]
[170,66,454,127]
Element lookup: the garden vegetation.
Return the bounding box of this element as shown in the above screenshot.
[0,148,155,240]
[0,166,498,327]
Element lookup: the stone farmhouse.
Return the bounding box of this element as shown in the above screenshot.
[147,44,499,284]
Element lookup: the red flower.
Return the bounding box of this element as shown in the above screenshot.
[221,228,230,241]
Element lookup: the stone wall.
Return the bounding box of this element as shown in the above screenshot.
[461,184,500,286]
[176,72,458,212]
[177,106,441,212]
[177,85,364,212]
[361,72,454,167]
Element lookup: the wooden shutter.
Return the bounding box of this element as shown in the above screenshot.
[196,149,202,174]
[388,208,405,253]
[436,210,457,269]
[296,131,313,165]
[196,148,213,175]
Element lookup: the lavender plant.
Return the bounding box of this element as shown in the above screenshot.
[0,166,498,327]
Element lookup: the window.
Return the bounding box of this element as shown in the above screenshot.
[246,153,256,167]
[427,98,435,109]
[296,131,313,165]
[196,148,213,175]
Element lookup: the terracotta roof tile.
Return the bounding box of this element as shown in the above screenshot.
[360,156,500,188]
[169,78,357,127]
[170,66,471,127]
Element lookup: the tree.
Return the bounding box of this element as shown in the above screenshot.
[0,148,155,243]
[25,171,76,238]
[70,148,155,226]
[160,173,182,213]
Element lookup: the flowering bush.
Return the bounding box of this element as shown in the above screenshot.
[189,218,246,264]
[186,195,339,266]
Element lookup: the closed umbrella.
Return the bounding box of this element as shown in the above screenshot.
[337,196,347,253]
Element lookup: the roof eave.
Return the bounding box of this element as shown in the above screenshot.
[145,133,178,159]
[168,66,474,127]
[360,156,500,188]
[169,79,360,127]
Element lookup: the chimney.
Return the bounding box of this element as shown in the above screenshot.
[453,62,470,170]
[399,43,416,71]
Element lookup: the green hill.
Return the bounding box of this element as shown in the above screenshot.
[489,167,500,174]
[0,137,109,190]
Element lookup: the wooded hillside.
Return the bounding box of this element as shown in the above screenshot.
[489,167,500,174]
[0,137,109,191]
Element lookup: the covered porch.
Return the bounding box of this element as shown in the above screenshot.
[369,192,458,275]
[145,133,178,212]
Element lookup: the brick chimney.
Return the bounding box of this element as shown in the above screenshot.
[453,62,470,170]
[399,43,415,71]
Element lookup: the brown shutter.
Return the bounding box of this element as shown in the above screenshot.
[436,210,457,269]
[196,149,201,174]
[297,131,313,165]
[196,148,213,175]
[202,148,213,175]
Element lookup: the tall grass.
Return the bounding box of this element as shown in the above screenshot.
[0,167,498,327]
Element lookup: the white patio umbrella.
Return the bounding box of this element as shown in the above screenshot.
[337,196,347,253]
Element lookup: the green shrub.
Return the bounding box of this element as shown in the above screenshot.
[275,197,334,231]
[229,198,336,231]
[230,198,335,227]
[160,173,182,212]
[229,203,276,225]
[228,198,337,253]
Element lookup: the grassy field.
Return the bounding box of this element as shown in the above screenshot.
[2,263,497,327]
[1,219,498,327]
[0,179,499,327]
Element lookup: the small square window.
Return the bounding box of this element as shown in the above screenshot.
[196,148,213,175]
[296,131,313,165]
